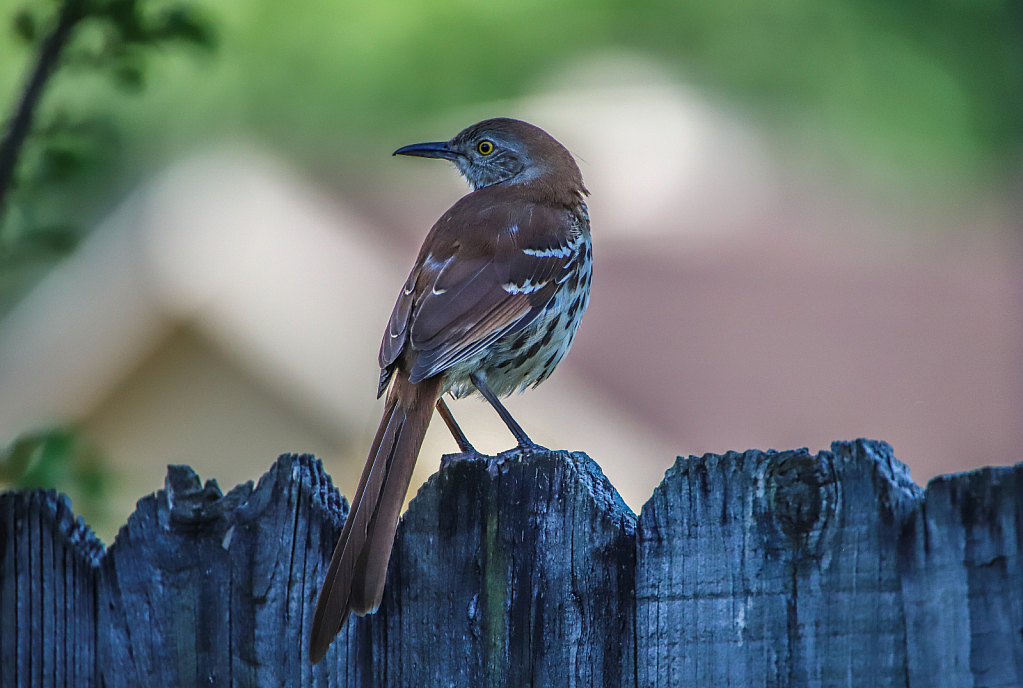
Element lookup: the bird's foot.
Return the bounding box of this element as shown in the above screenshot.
[443,441,549,472]
[490,440,548,466]
[513,439,548,455]
[440,446,487,468]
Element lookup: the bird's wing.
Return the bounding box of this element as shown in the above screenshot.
[378,199,581,388]
[378,265,421,394]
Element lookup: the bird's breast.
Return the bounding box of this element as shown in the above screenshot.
[444,230,592,399]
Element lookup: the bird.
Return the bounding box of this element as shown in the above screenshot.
[308,118,592,664]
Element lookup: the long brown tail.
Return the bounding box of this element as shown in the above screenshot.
[309,373,441,664]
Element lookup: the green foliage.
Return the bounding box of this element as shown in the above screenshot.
[70,0,1012,202]
[0,0,216,310]
[0,427,112,532]
[12,9,38,44]
[62,0,216,89]
[4,0,1016,235]
[0,108,119,313]
[0,0,215,518]
[615,0,1022,175]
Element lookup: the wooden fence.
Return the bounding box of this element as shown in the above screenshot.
[1,439,1021,686]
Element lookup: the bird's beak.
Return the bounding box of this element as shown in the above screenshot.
[393,141,460,161]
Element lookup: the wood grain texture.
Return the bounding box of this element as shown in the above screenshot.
[636,440,921,687]
[97,454,347,688]
[901,461,1023,687]
[1,439,1021,687]
[0,489,103,688]
[349,450,636,687]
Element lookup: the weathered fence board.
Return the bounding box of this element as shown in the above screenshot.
[636,440,920,687]
[900,463,1023,687]
[360,451,636,687]
[97,457,347,687]
[1,439,1021,687]
[0,489,102,688]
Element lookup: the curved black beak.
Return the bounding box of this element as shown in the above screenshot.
[393,141,460,161]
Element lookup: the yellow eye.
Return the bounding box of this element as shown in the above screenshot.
[477,140,494,156]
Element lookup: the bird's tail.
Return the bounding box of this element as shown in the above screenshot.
[309,373,441,664]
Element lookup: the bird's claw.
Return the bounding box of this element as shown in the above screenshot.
[440,447,486,468]
[513,440,548,455]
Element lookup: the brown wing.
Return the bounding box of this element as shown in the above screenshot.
[378,191,580,391]
[377,266,419,395]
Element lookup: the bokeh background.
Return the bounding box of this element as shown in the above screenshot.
[1,0,1021,543]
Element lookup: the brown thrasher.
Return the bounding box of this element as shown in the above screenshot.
[308,118,592,663]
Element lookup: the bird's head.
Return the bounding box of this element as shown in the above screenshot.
[394,118,585,200]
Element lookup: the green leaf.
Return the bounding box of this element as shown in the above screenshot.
[0,225,80,267]
[12,8,37,43]
[0,429,74,489]
[0,434,38,482]
[112,61,145,91]
[157,6,217,50]
[0,428,113,535]
[23,225,80,256]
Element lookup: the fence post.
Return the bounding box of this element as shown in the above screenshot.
[0,489,103,688]
[96,455,347,687]
[1,439,1022,686]
[636,440,921,686]
[352,450,636,687]
[900,462,1023,686]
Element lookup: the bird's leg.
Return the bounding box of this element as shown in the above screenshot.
[470,372,548,454]
[435,397,478,455]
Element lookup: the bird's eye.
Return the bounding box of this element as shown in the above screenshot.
[477,140,494,156]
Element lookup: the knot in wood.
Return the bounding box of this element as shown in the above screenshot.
[763,451,837,548]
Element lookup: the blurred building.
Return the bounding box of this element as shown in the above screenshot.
[1,70,1021,540]
[0,144,674,540]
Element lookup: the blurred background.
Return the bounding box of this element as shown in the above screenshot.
[1,0,1020,543]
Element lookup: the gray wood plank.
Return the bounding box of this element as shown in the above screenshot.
[346,450,637,688]
[1,496,12,686]
[53,516,64,688]
[636,439,923,687]
[901,463,1023,688]
[0,490,102,688]
[96,453,348,688]
[3,440,1023,687]
[0,491,19,688]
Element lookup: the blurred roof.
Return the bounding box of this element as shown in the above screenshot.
[2,72,1021,524]
[0,144,677,513]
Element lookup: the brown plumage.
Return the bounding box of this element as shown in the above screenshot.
[308,118,592,664]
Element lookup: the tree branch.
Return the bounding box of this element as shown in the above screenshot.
[0,0,86,222]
